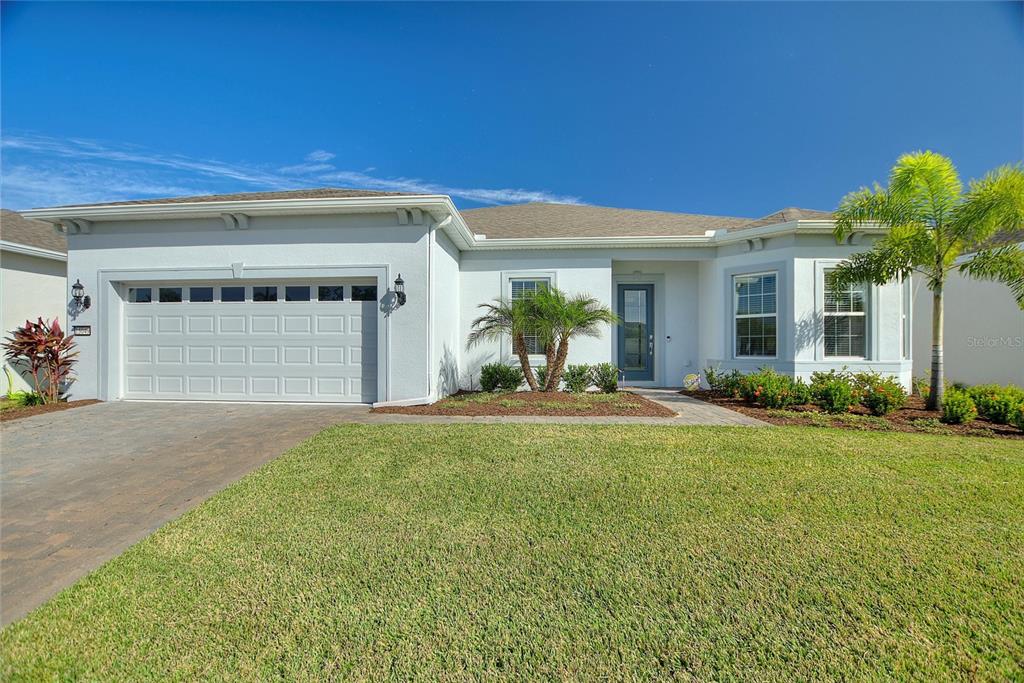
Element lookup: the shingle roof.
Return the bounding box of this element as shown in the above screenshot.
[60,187,417,208]
[738,207,834,230]
[461,203,754,239]
[0,209,67,253]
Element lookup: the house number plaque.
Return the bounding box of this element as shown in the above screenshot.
[72,325,92,336]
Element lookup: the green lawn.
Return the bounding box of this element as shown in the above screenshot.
[3,426,1022,680]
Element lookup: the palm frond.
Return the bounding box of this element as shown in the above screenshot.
[830,226,930,289]
[959,244,1024,308]
[888,150,963,226]
[833,184,920,243]
[949,164,1024,249]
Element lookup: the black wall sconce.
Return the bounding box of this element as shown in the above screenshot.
[394,274,406,307]
[71,279,91,311]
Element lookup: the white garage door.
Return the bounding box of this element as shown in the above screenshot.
[122,282,378,403]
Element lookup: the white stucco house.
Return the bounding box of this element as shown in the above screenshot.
[911,233,1024,387]
[21,189,914,405]
[1,210,68,394]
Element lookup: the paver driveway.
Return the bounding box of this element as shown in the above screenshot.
[0,401,363,626]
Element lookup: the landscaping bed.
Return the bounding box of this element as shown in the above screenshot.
[0,399,101,423]
[685,390,1024,439]
[373,390,676,417]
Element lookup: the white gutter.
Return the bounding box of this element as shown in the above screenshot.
[0,240,68,262]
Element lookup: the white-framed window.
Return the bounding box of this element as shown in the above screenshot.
[509,277,550,354]
[734,272,777,358]
[824,269,868,358]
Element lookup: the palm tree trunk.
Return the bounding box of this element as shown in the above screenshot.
[513,334,539,391]
[546,338,571,391]
[927,283,944,410]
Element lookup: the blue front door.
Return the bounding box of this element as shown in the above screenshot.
[617,284,654,381]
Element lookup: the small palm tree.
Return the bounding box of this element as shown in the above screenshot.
[532,288,620,391]
[467,298,540,391]
[832,151,1024,409]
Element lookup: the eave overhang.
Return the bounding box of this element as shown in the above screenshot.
[21,198,880,252]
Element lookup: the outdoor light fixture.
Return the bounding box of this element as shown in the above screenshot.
[394,274,406,307]
[71,279,91,311]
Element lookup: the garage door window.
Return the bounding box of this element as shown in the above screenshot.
[351,285,377,301]
[285,286,311,302]
[189,287,214,303]
[128,287,152,303]
[318,286,344,301]
[221,286,245,302]
[159,287,183,303]
[253,286,277,302]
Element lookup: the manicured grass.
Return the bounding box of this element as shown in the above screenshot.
[3,425,1023,680]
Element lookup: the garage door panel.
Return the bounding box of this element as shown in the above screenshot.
[123,283,377,403]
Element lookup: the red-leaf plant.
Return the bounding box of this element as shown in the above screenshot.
[2,317,78,404]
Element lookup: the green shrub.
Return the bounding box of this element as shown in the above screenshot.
[590,363,619,393]
[562,364,592,394]
[941,389,977,424]
[810,370,858,414]
[535,365,548,389]
[738,368,809,409]
[6,390,44,407]
[854,372,907,416]
[967,384,1024,424]
[705,367,745,396]
[479,363,523,392]
[1011,404,1024,432]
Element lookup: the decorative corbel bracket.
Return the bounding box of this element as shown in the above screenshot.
[221,213,250,230]
[57,218,92,234]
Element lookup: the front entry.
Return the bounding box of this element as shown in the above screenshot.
[617,284,654,381]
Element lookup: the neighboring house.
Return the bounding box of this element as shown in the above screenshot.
[0,209,69,394]
[911,232,1024,386]
[22,189,912,405]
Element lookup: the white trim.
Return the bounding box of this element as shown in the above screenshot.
[0,240,67,262]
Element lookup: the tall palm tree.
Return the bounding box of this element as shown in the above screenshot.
[467,298,540,391]
[832,151,1024,409]
[532,287,620,391]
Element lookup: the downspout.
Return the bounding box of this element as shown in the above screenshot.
[373,213,453,407]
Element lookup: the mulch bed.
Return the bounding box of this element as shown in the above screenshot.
[373,391,677,417]
[684,390,1024,440]
[0,399,102,423]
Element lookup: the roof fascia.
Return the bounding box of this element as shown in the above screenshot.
[0,240,68,262]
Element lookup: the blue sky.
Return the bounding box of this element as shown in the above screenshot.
[2,2,1021,216]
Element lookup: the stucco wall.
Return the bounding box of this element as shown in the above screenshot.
[64,213,431,402]
[1,250,67,394]
[912,265,1024,386]
[432,230,462,397]
[458,250,613,388]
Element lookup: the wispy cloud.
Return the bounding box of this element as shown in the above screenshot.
[0,133,583,209]
[305,150,335,162]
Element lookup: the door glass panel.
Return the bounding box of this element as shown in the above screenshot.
[128,287,152,303]
[285,286,310,302]
[351,285,378,301]
[158,287,182,303]
[252,286,277,302]
[622,289,648,372]
[221,286,245,302]
[318,285,344,301]
[189,287,214,303]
